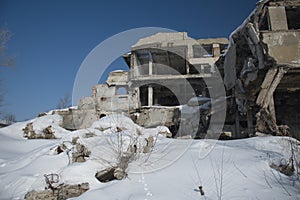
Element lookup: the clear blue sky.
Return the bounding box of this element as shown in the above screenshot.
[0,0,258,121]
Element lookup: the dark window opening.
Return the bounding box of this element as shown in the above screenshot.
[220,44,228,54]
[189,64,212,74]
[274,89,300,140]
[193,45,212,58]
[136,49,186,75]
[202,44,213,57]
[153,85,179,106]
[259,12,270,31]
[203,65,212,74]
[152,51,186,75]
[100,114,106,118]
[140,84,179,106]
[188,78,209,98]
[286,7,300,30]
[140,80,208,107]
[189,64,200,74]
[140,85,149,106]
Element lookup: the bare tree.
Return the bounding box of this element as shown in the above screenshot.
[0,27,13,67]
[4,113,16,123]
[0,26,13,116]
[0,82,3,115]
[56,93,71,109]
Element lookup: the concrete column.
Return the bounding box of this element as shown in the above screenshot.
[268,6,288,31]
[131,53,139,77]
[135,87,141,109]
[187,44,193,59]
[149,60,153,75]
[130,53,135,66]
[269,95,276,123]
[186,59,190,74]
[185,47,190,74]
[148,86,153,106]
[212,44,220,57]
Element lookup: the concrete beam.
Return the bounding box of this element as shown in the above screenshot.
[131,73,213,82]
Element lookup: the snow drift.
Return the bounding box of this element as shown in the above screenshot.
[0,113,299,199]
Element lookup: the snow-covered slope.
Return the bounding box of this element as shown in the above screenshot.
[0,114,299,199]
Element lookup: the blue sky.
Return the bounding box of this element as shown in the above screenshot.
[0,0,258,121]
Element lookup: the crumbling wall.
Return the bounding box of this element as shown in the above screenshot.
[55,71,135,130]
[217,0,300,138]
[93,71,134,114]
[133,106,180,128]
[54,109,98,130]
[262,31,300,65]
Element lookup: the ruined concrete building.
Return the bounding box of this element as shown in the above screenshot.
[217,0,300,139]
[124,33,227,107]
[123,32,228,131]
[56,0,300,139]
[56,32,228,136]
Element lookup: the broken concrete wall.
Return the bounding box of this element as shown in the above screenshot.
[54,108,98,130]
[133,106,180,128]
[262,31,300,65]
[78,97,96,110]
[106,70,129,85]
[93,71,135,114]
[217,0,300,138]
[56,71,135,130]
[93,84,131,114]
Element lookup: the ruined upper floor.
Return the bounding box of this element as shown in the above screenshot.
[123,32,228,80]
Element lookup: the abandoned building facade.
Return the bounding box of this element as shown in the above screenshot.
[56,0,300,139]
[219,0,300,139]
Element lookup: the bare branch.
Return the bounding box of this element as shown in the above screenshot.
[0,27,13,67]
[0,26,14,115]
[56,93,71,109]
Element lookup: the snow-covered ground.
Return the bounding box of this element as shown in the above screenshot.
[0,114,299,200]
